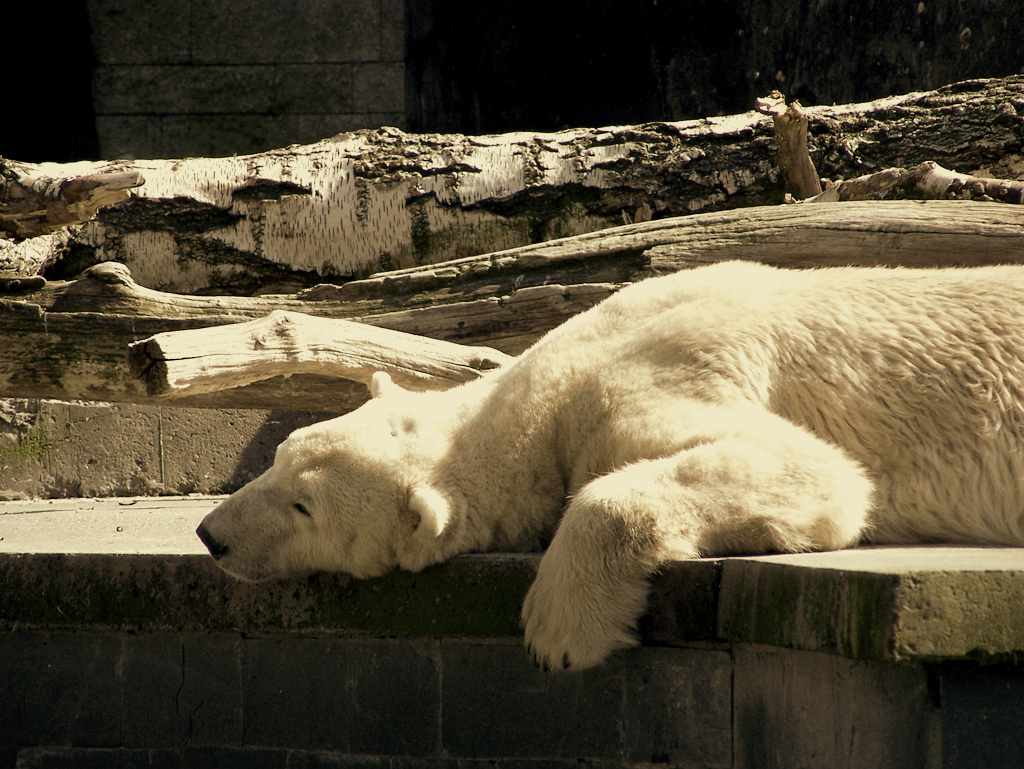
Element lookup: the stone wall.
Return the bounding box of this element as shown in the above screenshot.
[6,1,1024,163]
[88,0,406,159]
[0,401,332,499]
[1,535,1021,769]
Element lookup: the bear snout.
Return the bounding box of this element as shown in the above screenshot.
[196,522,229,560]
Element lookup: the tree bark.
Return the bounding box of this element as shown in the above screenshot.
[2,199,1022,412]
[2,76,1021,297]
[805,161,1024,204]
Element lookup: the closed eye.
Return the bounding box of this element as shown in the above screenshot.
[293,502,312,518]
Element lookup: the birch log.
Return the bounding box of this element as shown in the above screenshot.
[2,76,1022,296]
[805,161,1024,204]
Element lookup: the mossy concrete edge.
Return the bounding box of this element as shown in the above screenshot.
[0,547,1020,662]
[715,550,1024,663]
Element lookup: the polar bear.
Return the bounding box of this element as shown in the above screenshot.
[197,261,1024,671]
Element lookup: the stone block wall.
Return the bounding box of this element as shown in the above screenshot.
[2,545,1021,768]
[8,1,1024,163]
[4,631,938,769]
[0,400,332,499]
[87,0,406,159]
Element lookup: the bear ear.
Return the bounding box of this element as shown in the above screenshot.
[371,371,398,399]
[407,486,450,540]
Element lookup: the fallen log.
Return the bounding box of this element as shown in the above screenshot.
[129,310,512,399]
[0,262,613,411]
[2,200,1022,412]
[338,199,1024,295]
[2,76,1022,296]
[805,161,1024,204]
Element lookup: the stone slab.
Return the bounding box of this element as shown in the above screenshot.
[718,547,1024,662]
[732,643,931,769]
[0,497,1021,661]
[0,496,215,554]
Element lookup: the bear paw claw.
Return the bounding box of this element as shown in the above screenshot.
[522,580,639,672]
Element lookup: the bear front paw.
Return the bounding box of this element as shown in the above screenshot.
[521,563,646,672]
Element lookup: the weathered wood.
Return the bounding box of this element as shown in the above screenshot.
[640,200,1024,272]
[130,310,512,398]
[3,76,1022,296]
[806,161,1024,204]
[3,199,1022,411]
[339,200,1024,294]
[0,162,143,238]
[0,262,613,410]
[756,93,822,200]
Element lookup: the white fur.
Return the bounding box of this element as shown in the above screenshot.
[197,262,1024,670]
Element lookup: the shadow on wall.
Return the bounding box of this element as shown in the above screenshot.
[225,410,339,492]
[7,1,1024,161]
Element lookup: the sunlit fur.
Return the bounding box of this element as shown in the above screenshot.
[198,262,1024,671]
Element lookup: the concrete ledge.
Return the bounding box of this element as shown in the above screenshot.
[2,498,1022,769]
[1,497,1021,663]
[715,548,1024,662]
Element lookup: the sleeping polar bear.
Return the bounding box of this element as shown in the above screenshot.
[197,261,1024,671]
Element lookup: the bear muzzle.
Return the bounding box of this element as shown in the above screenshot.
[196,522,229,560]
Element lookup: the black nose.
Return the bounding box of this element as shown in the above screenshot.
[196,523,229,560]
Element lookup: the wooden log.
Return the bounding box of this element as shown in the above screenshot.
[756,92,822,199]
[0,263,612,411]
[640,199,1024,272]
[805,161,1024,204]
[0,162,143,238]
[2,200,1022,411]
[130,310,512,398]
[3,76,1022,296]
[339,200,1024,294]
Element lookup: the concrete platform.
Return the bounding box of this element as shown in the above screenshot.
[1,496,1021,660]
[0,495,216,555]
[1,497,1022,769]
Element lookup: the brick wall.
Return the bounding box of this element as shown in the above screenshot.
[88,0,406,160]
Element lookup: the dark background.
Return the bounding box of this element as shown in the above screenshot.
[407,0,1024,134]
[6,0,1024,162]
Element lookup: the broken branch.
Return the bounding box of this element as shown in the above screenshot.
[0,160,143,239]
[803,162,1024,204]
[756,91,822,200]
[128,311,513,398]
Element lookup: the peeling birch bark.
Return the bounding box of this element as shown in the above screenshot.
[804,162,1024,204]
[0,162,142,238]
[2,76,1022,296]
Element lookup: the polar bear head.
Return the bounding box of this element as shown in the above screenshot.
[196,372,458,582]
